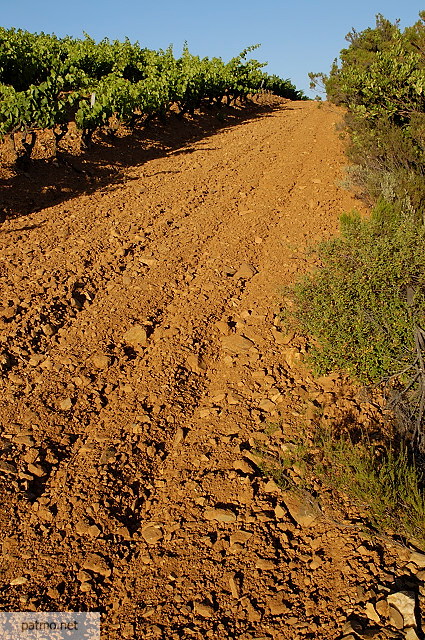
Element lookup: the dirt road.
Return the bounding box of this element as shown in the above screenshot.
[0,100,409,639]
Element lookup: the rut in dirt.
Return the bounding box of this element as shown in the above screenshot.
[0,100,401,640]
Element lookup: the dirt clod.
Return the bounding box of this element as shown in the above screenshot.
[281,490,320,528]
[233,262,257,280]
[123,325,148,347]
[141,524,163,545]
[221,334,255,354]
[204,508,237,523]
[82,553,112,577]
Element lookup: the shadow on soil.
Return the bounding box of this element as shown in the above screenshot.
[0,100,292,222]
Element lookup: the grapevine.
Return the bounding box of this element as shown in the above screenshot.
[0,28,305,163]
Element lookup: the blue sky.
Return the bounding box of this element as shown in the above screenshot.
[1,0,424,97]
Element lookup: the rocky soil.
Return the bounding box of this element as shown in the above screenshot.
[0,99,424,639]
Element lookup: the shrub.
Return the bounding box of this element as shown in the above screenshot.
[310,12,425,212]
[290,10,425,539]
[291,200,425,384]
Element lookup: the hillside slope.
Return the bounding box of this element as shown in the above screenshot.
[0,100,418,640]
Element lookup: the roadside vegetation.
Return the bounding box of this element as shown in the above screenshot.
[283,12,425,543]
[259,428,425,547]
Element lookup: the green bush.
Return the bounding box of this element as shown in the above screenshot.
[310,13,425,211]
[291,200,425,383]
[290,10,425,535]
[343,114,425,210]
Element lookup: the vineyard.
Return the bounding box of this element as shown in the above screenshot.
[0,28,304,163]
